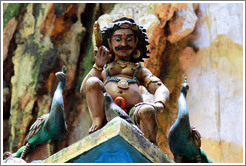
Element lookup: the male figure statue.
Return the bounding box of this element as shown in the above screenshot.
[80,17,169,144]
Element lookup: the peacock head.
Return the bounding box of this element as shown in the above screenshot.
[180,77,189,95]
[55,72,66,83]
[55,65,67,83]
[104,92,113,103]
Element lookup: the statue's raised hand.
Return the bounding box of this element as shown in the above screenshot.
[94,46,110,68]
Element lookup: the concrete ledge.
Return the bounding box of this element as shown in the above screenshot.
[41,117,174,163]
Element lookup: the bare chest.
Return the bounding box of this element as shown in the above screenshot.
[101,61,140,82]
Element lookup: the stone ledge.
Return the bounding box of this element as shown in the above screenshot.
[41,117,174,163]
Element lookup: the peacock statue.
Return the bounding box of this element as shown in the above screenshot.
[10,65,68,160]
[104,92,143,135]
[168,77,212,163]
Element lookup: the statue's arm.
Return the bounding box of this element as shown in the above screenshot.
[80,46,110,94]
[139,67,170,110]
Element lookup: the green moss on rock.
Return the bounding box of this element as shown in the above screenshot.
[8,5,57,150]
[77,37,95,91]
[3,3,21,29]
[3,3,28,30]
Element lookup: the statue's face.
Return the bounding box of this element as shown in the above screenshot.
[108,28,137,59]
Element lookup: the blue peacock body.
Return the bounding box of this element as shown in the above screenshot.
[168,77,212,163]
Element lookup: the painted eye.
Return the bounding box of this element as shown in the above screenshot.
[127,37,133,42]
[115,38,121,42]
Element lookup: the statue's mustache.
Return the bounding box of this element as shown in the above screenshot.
[115,45,133,50]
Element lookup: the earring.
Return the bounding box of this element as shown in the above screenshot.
[133,49,141,58]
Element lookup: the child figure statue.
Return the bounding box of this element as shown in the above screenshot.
[80,17,169,144]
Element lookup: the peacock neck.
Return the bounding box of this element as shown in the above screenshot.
[177,92,189,122]
[49,81,65,118]
[57,81,65,91]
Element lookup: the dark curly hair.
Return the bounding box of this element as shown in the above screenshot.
[101,17,150,63]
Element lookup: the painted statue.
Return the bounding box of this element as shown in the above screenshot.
[80,17,169,144]
[168,77,212,163]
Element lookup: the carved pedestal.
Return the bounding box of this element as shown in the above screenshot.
[40,117,173,163]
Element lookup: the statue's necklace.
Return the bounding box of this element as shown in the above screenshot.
[105,61,141,89]
[116,59,135,69]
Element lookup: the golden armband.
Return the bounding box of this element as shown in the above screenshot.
[145,75,162,88]
[93,64,103,71]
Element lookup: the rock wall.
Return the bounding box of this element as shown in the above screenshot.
[2,3,243,163]
[3,3,101,154]
[184,4,244,162]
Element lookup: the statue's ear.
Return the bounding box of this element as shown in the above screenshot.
[107,38,112,50]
